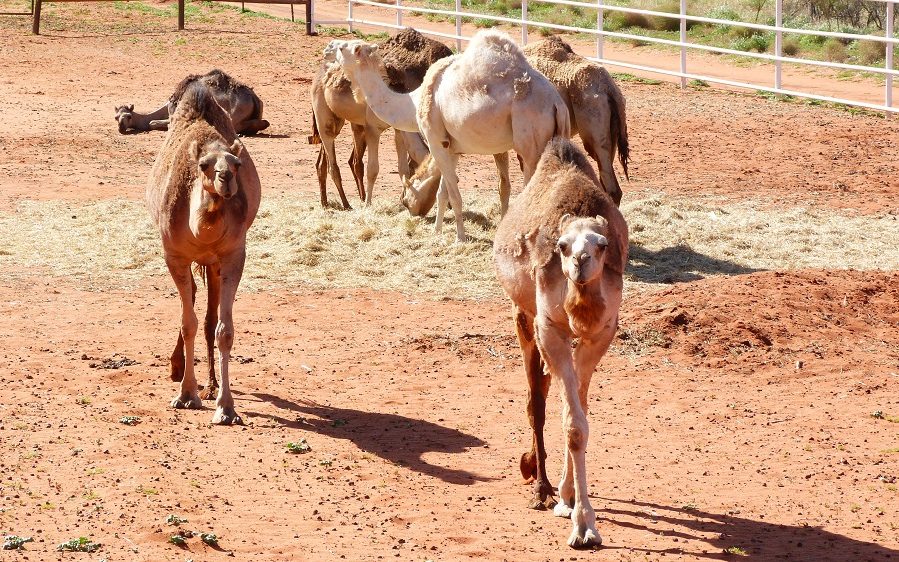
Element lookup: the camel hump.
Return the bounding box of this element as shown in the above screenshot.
[170,81,234,137]
[467,29,526,62]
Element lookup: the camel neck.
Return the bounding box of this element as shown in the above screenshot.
[350,61,420,132]
[564,278,607,335]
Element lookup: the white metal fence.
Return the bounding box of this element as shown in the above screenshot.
[314,0,898,113]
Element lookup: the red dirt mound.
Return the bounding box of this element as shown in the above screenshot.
[621,269,899,374]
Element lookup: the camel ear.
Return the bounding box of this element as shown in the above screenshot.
[351,43,363,56]
[128,104,134,111]
[229,139,244,157]
[558,213,573,233]
[594,215,609,230]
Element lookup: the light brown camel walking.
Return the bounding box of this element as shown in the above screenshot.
[146,80,261,425]
[116,69,269,136]
[494,137,628,548]
[309,28,452,209]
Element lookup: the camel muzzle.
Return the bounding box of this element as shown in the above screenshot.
[215,170,236,199]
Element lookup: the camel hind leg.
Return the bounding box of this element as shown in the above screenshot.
[574,100,622,206]
[199,263,222,401]
[493,152,511,217]
[511,102,556,183]
[349,124,367,202]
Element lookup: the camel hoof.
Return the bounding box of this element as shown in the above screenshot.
[568,527,602,549]
[527,495,557,511]
[171,394,202,409]
[212,407,243,426]
[199,386,218,401]
[553,501,574,519]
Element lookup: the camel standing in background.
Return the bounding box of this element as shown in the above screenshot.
[116,69,269,136]
[146,81,261,425]
[494,137,628,548]
[523,36,629,205]
[334,29,569,242]
[399,35,631,216]
[309,28,452,209]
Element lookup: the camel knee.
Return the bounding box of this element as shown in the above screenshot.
[215,322,234,354]
[181,312,199,341]
[566,421,588,453]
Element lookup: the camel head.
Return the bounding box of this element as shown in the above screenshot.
[400,173,440,217]
[190,138,244,200]
[556,214,610,286]
[114,104,135,134]
[333,40,380,77]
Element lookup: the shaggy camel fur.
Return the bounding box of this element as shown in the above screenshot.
[494,137,628,548]
[401,35,630,216]
[116,69,269,136]
[309,28,451,209]
[334,30,569,242]
[146,81,261,425]
[523,36,629,205]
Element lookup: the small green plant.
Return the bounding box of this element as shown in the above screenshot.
[166,514,188,526]
[138,485,158,496]
[689,79,709,88]
[319,459,333,466]
[83,490,100,500]
[731,33,770,53]
[57,537,101,552]
[610,72,663,85]
[856,40,885,66]
[200,532,218,546]
[76,396,92,405]
[724,545,748,556]
[3,535,34,550]
[120,416,141,425]
[168,534,186,546]
[681,503,698,511]
[286,439,312,454]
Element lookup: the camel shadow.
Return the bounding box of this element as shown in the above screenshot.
[597,497,898,560]
[245,392,491,485]
[627,243,761,284]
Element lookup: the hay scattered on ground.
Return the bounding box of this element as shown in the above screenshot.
[0,194,895,298]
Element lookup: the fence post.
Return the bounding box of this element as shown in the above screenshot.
[887,0,894,112]
[775,0,782,89]
[521,0,528,45]
[455,0,462,51]
[309,0,315,33]
[596,0,603,59]
[348,0,353,33]
[679,0,686,88]
[178,0,184,30]
[396,0,402,27]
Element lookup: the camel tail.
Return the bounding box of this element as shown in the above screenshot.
[308,112,321,145]
[608,81,630,180]
[553,97,571,139]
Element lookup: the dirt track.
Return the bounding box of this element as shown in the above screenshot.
[0,2,898,560]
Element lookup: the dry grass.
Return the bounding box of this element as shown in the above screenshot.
[0,194,896,299]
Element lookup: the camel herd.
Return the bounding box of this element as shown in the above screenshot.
[127,27,629,549]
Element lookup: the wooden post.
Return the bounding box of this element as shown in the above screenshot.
[31,0,41,34]
[178,0,184,30]
[306,0,313,34]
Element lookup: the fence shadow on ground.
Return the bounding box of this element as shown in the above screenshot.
[627,243,761,284]
[597,497,899,561]
[246,392,491,485]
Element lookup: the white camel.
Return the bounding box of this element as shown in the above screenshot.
[333,30,570,242]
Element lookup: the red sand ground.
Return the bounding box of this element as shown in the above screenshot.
[0,3,897,561]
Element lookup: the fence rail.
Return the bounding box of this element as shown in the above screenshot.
[317,0,898,113]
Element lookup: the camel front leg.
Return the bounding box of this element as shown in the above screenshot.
[492,152,511,217]
[148,118,170,131]
[514,310,554,510]
[211,250,246,425]
[363,126,382,206]
[169,274,197,382]
[322,136,352,210]
[199,264,222,401]
[536,319,600,549]
[166,259,201,409]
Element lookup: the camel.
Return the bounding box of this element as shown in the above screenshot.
[146,80,261,425]
[493,137,628,548]
[116,69,270,136]
[309,28,452,209]
[333,29,569,242]
[400,35,630,216]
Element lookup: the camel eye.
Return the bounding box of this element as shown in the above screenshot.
[199,161,210,172]
[557,240,570,255]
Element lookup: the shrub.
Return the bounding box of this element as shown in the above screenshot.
[782,37,800,56]
[649,0,699,32]
[857,40,885,66]
[823,38,848,62]
[731,33,771,52]
[605,10,652,31]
